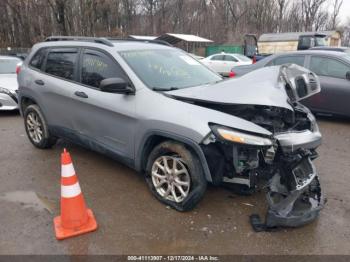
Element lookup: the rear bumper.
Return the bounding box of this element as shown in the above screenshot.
[0,93,18,110]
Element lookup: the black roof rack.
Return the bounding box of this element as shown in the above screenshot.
[108,38,172,47]
[45,36,114,47]
[44,36,172,47]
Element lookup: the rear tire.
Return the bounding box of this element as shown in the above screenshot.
[24,104,57,149]
[145,141,207,211]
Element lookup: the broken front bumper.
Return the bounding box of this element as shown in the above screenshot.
[265,129,324,228]
[266,170,324,228]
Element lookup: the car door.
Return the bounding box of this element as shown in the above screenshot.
[36,47,81,131]
[223,55,239,73]
[206,55,225,73]
[71,48,136,161]
[303,55,350,116]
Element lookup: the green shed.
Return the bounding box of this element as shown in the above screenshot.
[205,45,243,57]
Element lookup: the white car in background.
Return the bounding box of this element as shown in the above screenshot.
[201,53,252,76]
[0,56,21,110]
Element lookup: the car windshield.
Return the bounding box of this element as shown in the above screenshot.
[234,54,251,62]
[0,58,20,74]
[315,37,326,46]
[119,49,222,90]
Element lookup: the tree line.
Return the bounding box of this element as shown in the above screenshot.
[0,0,348,48]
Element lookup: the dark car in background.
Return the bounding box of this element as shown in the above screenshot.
[231,50,350,117]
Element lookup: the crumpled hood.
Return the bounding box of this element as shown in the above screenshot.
[0,74,18,91]
[168,65,320,112]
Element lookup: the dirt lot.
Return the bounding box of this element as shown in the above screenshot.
[0,111,350,255]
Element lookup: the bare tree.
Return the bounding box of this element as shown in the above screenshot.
[0,0,346,48]
[277,0,288,32]
[301,0,327,31]
[329,0,343,29]
[314,9,329,31]
[48,0,69,35]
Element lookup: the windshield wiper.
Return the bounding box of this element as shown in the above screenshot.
[151,87,179,92]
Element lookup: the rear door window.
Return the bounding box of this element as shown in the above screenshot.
[211,55,224,61]
[80,49,126,88]
[310,56,350,79]
[224,55,238,62]
[272,56,305,66]
[29,48,46,70]
[44,48,78,80]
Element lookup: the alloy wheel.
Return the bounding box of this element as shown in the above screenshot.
[26,112,43,144]
[151,155,191,203]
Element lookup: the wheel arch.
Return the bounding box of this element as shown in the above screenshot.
[19,95,38,115]
[136,131,213,183]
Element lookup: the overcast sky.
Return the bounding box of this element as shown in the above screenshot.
[338,0,350,26]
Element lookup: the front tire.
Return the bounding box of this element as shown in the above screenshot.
[145,141,207,211]
[24,104,57,149]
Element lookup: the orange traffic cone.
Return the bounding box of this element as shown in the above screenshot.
[53,148,98,240]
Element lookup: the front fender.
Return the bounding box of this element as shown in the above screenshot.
[135,130,213,182]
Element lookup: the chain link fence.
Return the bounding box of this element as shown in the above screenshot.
[0,48,31,60]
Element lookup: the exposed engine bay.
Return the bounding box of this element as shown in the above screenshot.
[201,117,323,229]
[169,64,325,229]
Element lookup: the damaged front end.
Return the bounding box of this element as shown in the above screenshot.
[193,65,324,229]
[202,111,324,229]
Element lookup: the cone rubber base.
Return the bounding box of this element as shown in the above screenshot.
[54,209,98,240]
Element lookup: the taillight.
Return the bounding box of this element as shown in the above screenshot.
[16,63,22,74]
[229,71,236,78]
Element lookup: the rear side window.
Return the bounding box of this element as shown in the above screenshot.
[211,55,224,61]
[234,54,252,62]
[271,56,305,66]
[224,55,238,62]
[310,56,350,79]
[29,48,46,70]
[81,49,126,88]
[45,48,78,80]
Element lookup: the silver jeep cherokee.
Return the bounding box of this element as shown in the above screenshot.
[18,36,324,229]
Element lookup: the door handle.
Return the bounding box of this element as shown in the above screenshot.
[74,91,88,98]
[35,79,45,85]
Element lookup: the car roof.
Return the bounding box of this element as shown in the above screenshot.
[210,53,240,56]
[271,50,349,57]
[32,39,174,52]
[310,46,349,51]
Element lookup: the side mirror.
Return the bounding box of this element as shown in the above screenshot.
[99,78,134,94]
[346,72,350,81]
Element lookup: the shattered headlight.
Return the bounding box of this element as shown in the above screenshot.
[211,125,273,146]
[0,87,11,95]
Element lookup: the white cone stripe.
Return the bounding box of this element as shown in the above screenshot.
[61,182,82,198]
[61,163,75,178]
